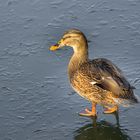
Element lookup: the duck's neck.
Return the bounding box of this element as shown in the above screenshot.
[68,46,88,80]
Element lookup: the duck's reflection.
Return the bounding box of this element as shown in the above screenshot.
[74,114,131,140]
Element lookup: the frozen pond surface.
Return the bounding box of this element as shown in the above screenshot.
[0,0,140,140]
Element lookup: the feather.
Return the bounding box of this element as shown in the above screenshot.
[90,81,97,85]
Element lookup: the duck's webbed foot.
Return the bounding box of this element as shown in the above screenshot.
[103,105,118,114]
[79,103,97,117]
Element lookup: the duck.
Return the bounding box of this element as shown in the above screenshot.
[50,29,138,117]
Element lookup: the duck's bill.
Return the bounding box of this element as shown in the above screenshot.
[49,44,59,51]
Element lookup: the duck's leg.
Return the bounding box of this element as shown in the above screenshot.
[79,103,96,117]
[103,105,118,114]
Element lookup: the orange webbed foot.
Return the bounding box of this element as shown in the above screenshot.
[103,106,118,114]
[79,103,97,117]
[79,108,97,117]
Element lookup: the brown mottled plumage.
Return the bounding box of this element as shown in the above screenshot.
[50,29,138,116]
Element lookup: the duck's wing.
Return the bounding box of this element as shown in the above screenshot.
[80,58,137,103]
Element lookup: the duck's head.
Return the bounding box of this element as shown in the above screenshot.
[50,29,88,53]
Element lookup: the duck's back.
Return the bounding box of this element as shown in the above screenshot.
[70,58,138,106]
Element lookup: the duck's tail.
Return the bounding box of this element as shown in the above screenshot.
[113,93,139,107]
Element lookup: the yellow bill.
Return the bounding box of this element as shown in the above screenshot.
[49,44,59,51]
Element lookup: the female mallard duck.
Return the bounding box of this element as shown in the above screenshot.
[50,29,138,117]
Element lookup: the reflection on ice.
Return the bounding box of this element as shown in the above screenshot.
[74,116,131,140]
